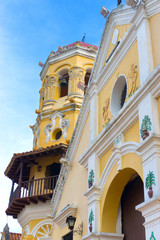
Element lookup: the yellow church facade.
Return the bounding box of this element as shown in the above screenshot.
[5,0,160,240]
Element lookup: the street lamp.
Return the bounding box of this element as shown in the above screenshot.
[66,216,76,231]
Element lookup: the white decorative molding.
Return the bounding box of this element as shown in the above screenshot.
[82,232,124,240]
[136,197,160,228]
[132,3,154,84]
[136,134,160,164]
[52,204,77,229]
[112,29,119,45]
[99,142,139,196]
[31,219,53,237]
[18,201,52,227]
[84,186,100,205]
[114,133,124,148]
[40,47,97,80]
[96,22,137,94]
[145,0,160,18]
[44,111,70,143]
[90,5,135,83]
[21,225,30,240]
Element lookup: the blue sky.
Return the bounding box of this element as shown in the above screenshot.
[0,0,125,234]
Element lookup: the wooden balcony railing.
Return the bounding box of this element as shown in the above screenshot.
[9,175,58,204]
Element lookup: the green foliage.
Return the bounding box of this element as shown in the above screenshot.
[89,209,94,224]
[103,118,111,128]
[150,232,156,240]
[145,171,156,189]
[140,115,152,137]
[88,169,94,183]
[128,86,139,98]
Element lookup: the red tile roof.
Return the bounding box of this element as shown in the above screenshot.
[55,41,98,53]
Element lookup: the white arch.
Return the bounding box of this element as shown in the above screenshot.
[31,219,53,237]
[110,74,128,117]
[21,225,30,240]
[99,141,140,196]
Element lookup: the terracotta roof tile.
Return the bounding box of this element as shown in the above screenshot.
[55,41,98,53]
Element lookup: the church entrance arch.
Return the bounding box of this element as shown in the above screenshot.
[101,168,145,239]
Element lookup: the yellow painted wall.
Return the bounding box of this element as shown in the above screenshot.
[124,120,140,143]
[52,112,90,239]
[100,146,114,177]
[99,41,140,133]
[149,13,160,68]
[100,153,143,233]
[105,24,131,62]
[42,55,95,84]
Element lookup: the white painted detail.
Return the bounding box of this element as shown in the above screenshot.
[31,219,53,237]
[137,135,160,201]
[112,29,119,45]
[88,153,100,186]
[18,201,52,227]
[82,232,124,240]
[138,93,160,142]
[111,75,127,117]
[90,93,98,143]
[52,204,77,229]
[136,198,160,240]
[132,4,154,84]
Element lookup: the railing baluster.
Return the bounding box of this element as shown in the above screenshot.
[9,175,59,204]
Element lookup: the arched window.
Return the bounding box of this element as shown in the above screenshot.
[111,75,127,116]
[59,69,69,97]
[84,69,92,87]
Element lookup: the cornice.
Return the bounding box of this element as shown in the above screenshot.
[136,197,160,226]
[52,204,77,229]
[131,3,148,29]
[17,201,52,227]
[40,47,97,79]
[84,186,100,205]
[145,0,160,17]
[82,232,124,240]
[136,134,160,162]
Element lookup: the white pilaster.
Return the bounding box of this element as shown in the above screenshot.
[84,187,100,234]
[132,4,154,84]
[138,93,160,142]
[89,84,98,143]
[137,135,160,239]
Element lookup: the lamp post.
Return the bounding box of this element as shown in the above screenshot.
[66,216,83,236]
[66,216,76,231]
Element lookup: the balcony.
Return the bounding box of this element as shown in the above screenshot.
[6,175,58,218]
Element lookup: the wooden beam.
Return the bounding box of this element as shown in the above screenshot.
[29,198,38,204]
[37,196,46,203]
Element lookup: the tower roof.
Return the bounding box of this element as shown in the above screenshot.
[55,41,98,54]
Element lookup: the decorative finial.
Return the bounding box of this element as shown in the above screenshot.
[82,33,86,42]
[118,0,122,5]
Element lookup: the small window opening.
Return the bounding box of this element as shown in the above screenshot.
[121,83,127,108]
[60,74,69,97]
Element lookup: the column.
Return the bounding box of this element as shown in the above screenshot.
[136,135,160,240]
[84,153,100,234]
[43,74,60,108]
[68,66,86,98]
[39,87,44,110]
[89,84,98,143]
